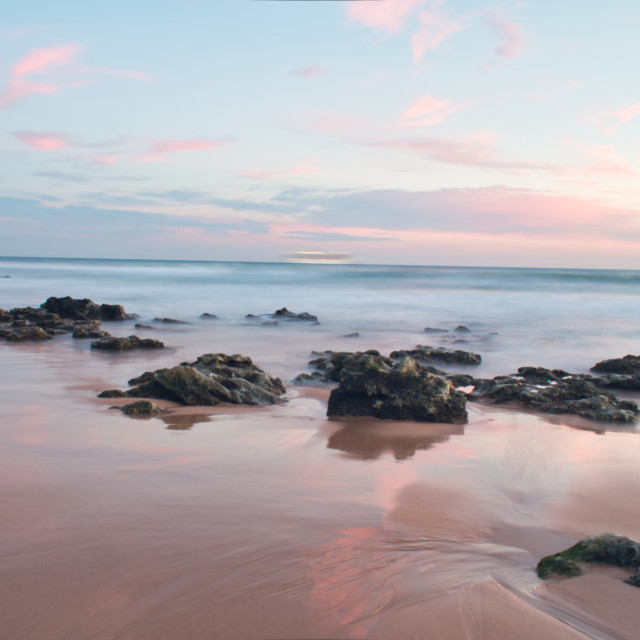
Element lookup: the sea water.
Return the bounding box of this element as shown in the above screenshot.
[1,256,639,377]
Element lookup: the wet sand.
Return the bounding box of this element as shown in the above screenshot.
[1,339,640,639]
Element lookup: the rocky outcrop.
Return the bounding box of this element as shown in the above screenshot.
[470,367,638,423]
[537,534,640,588]
[1,297,136,342]
[246,307,319,325]
[41,296,134,321]
[116,400,164,417]
[390,345,482,366]
[101,353,286,407]
[154,317,189,324]
[591,354,640,375]
[326,353,468,423]
[199,313,218,320]
[91,335,165,351]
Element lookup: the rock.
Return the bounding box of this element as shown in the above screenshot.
[116,400,164,417]
[134,323,154,330]
[91,335,165,351]
[471,369,638,423]
[390,345,482,366]
[454,325,471,333]
[41,296,134,321]
[98,389,127,398]
[6,327,53,341]
[537,534,640,587]
[247,307,319,324]
[326,353,468,423]
[199,313,218,320]
[592,373,640,391]
[154,317,189,324]
[424,327,447,333]
[73,323,111,339]
[104,353,286,407]
[626,569,640,587]
[591,354,640,375]
[343,332,359,338]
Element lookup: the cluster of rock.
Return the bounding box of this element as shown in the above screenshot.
[99,353,286,406]
[295,347,640,425]
[0,296,136,342]
[537,534,640,588]
[468,366,639,423]
[296,349,469,423]
[91,336,164,351]
[246,307,319,326]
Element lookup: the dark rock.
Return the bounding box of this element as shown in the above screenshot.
[591,354,640,375]
[343,332,359,338]
[91,335,165,351]
[134,323,154,330]
[626,569,640,587]
[73,323,111,339]
[6,327,53,341]
[471,370,638,423]
[200,313,218,320]
[454,325,471,333]
[424,327,447,333]
[390,345,482,366]
[537,534,640,587]
[98,389,127,398]
[117,400,164,417]
[99,303,135,321]
[326,353,468,423]
[592,373,640,391]
[11,319,29,328]
[41,296,100,320]
[248,307,319,324]
[446,374,478,388]
[154,317,189,324]
[104,353,286,407]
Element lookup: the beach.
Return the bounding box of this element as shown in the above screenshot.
[1,258,640,639]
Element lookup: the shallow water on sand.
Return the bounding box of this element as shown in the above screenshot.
[2,259,640,639]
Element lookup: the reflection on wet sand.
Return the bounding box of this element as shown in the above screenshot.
[326,417,464,460]
[159,412,213,430]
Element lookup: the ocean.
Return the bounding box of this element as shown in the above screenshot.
[1,256,640,639]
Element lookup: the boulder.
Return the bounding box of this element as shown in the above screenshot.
[390,345,482,366]
[41,296,100,320]
[470,368,638,423]
[537,534,640,588]
[91,335,165,351]
[326,353,468,423]
[199,313,218,320]
[116,400,164,417]
[591,354,640,375]
[154,317,189,324]
[73,323,111,339]
[6,327,53,342]
[247,307,319,324]
[102,353,286,407]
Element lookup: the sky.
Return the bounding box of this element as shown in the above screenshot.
[2,0,640,268]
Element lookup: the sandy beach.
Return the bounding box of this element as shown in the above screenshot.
[2,332,640,640]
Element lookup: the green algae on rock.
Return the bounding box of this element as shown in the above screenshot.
[537,534,640,588]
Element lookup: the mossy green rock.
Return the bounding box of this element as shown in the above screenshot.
[537,534,640,587]
[327,354,467,423]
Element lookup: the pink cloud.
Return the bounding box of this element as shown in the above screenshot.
[13,130,68,151]
[615,102,640,125]
[486,12,527,58]
[366,131,551,171]
[242,158,317,180]
[293,66,324,79]
[12,43,84,77]
[400,94,471,126]
[580,146,635,177]
[135,139,231,163]
[347,0,428,34]
[0,42,149,109]
[411,7,467,62]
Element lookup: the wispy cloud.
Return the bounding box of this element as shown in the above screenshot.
[485,11,527,58]
[411,5,468,63]
[0,42,149,109]
[346,0,428,34]
[292,65,324,78]
[241,158,316,180]
[134,139,232,163]
[13,130,68,151]
[587,101,640,134]
[399,94,471,127]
